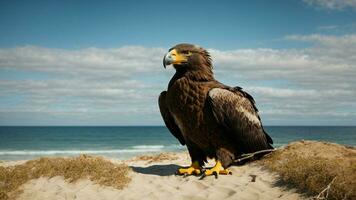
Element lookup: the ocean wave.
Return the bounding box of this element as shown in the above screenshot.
[132,145,164,149]
[0,144,186,158]
[0,148,164,155]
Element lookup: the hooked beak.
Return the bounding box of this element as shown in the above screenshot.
[163,49,188,69]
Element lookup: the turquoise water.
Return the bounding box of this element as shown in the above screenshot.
[0,126,355,160]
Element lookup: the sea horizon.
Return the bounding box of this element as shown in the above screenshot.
[1,126,355,161]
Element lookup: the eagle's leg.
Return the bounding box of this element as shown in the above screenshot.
[177,144,205,176]
[203,160,232,177]
[176,161,202,175]
[202,148,233,178]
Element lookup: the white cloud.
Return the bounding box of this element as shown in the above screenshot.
[285,34,356,47]
[317,25,339,30]
[0,34,355,125]
[0,46,166,78]
[303,0,356,10]
[210,34,356,124]
[0,46,169,125]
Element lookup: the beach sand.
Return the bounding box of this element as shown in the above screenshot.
[1,152,306,200]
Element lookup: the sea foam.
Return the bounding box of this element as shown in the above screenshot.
[0,145,167,155]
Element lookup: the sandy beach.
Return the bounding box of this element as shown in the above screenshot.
[1,151,306,200]
[2,141,355,200]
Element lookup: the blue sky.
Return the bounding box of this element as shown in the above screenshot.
[1,0,355,49]
[0,0,355,125]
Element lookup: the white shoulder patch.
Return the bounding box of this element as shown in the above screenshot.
[239,106,261,125]
[209,88,232,99]
[209,88,261,125]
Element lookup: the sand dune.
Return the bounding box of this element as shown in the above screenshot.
[3,152,306,200]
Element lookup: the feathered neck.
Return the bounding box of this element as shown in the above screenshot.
[181,67,214,82]
[168,65,215,89]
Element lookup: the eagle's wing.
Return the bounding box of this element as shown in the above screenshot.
[159,91,185,145]
[207,87,273,153]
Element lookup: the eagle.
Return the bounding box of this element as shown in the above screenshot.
[159,43,273,177]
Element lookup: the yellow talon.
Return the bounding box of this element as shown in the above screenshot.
[177,161,202,175]
[204,160,232,178]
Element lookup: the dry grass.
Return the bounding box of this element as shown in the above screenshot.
[0,154,131,200]
[261,140,356,200]
[129,152,179,164]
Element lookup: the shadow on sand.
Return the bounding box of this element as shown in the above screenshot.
[130,164,181,176]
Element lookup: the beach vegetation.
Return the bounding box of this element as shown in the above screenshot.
[0,154,131,199]
[261,140,356,200]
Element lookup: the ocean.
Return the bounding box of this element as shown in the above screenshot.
[0,126,355,161]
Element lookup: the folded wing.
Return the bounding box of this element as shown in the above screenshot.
[208,87,273,153]
[158,91,185,145]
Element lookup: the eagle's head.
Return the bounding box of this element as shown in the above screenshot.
[163,43,212,71]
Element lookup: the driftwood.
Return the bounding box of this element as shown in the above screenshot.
[313,177,337,200]
[234,149,276,163]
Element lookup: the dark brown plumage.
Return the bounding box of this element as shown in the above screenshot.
[159,43,273,175]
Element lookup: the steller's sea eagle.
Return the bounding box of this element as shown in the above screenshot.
[159,43,273,177]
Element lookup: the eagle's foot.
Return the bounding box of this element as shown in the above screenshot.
[176,161,202,176]
[200,161,232,179]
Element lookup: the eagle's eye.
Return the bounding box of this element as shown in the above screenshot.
[181,50,191,55]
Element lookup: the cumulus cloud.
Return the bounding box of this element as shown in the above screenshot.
[303,0,356,10]
[0,46,169,125]
[209,34,356,124]
[0,46,166,78]
[211,34,356,89]
[0,34,355,125]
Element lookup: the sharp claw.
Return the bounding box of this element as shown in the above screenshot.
[199,173,207,180]
[176,161,201,177]
[213,171,218,179]
[176,171,182,176]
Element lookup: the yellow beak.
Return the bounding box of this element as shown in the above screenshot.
[163,49,188,68]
